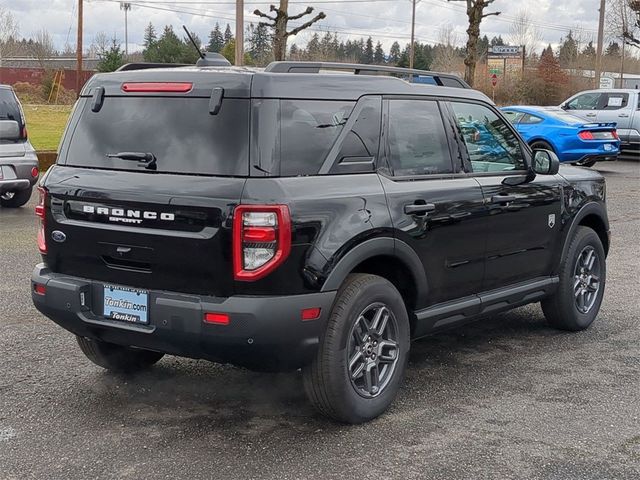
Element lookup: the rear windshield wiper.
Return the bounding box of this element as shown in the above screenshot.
[106,152,157,170]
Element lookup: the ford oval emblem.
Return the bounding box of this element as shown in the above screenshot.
[51,230,67,243]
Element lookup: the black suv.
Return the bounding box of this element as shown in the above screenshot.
[32,62,609,423]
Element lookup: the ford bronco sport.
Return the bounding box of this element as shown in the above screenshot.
[31,61,609,424]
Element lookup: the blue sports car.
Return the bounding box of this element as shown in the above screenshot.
[500,106,620,167]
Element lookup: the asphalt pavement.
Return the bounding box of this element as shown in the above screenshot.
[1,160,639,480]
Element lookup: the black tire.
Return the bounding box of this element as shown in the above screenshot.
[530,140,554,152]
[541,226,606,331]
[302,274,410,424]
[577,159,597,168]
[76,336,164,372]
[0,187,32,208]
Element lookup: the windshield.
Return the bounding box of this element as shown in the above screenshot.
[62,97,249,176]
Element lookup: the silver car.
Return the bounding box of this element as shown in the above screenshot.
[0,85,38,208]
[561,89,640,153]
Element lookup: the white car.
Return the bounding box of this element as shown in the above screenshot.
[560,89,640,154]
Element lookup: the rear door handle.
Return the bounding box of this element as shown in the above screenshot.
[404,203,436,215]
[491,195,517,204]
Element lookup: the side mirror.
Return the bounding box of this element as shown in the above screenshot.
[532,149,560,175]
[560,103,569,111]
[0,120,20,141]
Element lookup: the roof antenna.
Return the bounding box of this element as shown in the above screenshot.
[182,25,205,60]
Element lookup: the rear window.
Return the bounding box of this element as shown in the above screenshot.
[280,100,354,176]
[63,97,249,176]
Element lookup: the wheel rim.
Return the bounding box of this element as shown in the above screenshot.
[573,246,601,314]
[347,302,400,398]
[1,192,15,200]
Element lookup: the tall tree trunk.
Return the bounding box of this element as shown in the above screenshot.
[464,2,482,86]
[274,0,289,61]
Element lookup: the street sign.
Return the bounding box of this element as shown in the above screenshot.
[599,76,614,89]
[491,74,498,87]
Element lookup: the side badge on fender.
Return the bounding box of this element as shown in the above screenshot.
[548,214,556,229]
[51,230,67,243]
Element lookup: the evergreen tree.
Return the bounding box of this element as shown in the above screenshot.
[208,23,225,52]
[490,35,505,47]
[307,33,321,60]
[143,22,157,48]
[477,35,489,60]
[247,23,273,65]
[558,30,578,68]
[388,41,401,65]
[537,44,567,104]
[582,41,596,57]
[373,41,385,64]
[97,38,125,72]
[605,41,621,57]
[224,24,234,45]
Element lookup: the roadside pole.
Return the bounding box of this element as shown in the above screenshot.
[235,0,244,66]
[76,0,83,97]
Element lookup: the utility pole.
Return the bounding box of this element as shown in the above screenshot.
[76,0,83,96]
[409,0,417,69]
[595,0,606,88]
[121,2,131,59]
[235,0,244,66]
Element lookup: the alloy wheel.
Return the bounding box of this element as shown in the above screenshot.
[347,302,400,398]
[573,246,601,314]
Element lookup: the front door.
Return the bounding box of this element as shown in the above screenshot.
[379,98,487,308]
[448,101,563,291]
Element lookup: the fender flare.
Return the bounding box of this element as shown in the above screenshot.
[560,202,610,262]
[321,237,428,303]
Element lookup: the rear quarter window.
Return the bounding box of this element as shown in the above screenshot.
[61,96,249,176]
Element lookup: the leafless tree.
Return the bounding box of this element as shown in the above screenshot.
[0,7,19,66]
[448,0,500,86]
[29,29,56,69]
[607,0,639,49]
[431,25,461,73]
[254,0,326,61]
[90,32,111,57]
[507,9,543,57]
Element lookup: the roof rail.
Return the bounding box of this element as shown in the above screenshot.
[116,62,190,72]
[264,61,470,88]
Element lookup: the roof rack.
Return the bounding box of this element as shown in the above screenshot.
[264,62,470,88]
[116,62,190,72]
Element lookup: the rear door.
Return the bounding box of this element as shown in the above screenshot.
[596,92,633,142]
[379,97,487,308]
[45,88,250,297]
[447,100,563,290]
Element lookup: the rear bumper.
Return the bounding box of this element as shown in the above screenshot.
[0,150,38,193]
[31,264,336,371]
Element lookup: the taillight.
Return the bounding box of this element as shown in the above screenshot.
[612,130,619,140]
[21,126,28,140]
[35,186,47,254]
[233,205,291,281]
[578,131,594,140]
[31,166,39,178]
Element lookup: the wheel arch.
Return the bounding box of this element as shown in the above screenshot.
[321,237,428,314]
[528,137,557,152]
[561,202,610,262]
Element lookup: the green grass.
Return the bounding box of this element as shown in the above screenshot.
[23,105,72,151]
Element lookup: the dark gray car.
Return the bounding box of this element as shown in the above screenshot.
[0,85,38,208]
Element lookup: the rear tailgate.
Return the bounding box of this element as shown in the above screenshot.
[43,73,251,296]
[44,167,244,297]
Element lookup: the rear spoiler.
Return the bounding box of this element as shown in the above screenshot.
[580,122,617,129]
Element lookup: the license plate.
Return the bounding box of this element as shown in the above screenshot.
[103,285,149,324]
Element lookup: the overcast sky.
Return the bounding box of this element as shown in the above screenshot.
[5,0,606,56]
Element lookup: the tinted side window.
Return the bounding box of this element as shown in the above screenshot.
[335,96,381,162]
[387,100,452,176]
[502,110,524,124]
[567,93,601,110]
[451,102,525,173]
[602,93,629,110]
[280,100,354,176]
[520,113,543,124]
